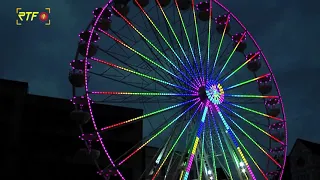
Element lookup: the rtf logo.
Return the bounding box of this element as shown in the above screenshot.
[16,8,51,26]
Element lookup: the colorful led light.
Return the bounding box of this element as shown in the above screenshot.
[152,103,202,179]
[213,105,256,180]
[191,0,204,84]
[215,32,247,81]
[97,27,197,90]
[206,83,225,104]
[210,14,230,77]
[221,104,284,145]
[214,3,288,179]
[206,0,213,81]
[85,2,125,179]
[100,98,198,131]
[221,109,282,168]
[224,73,271,91]
[227,102,283,121]
[91,57,196,93]
[90,91,197,96]
[174,0,202,82]
[225,94,278,98]
[183,106,208,179]
[208,119,218,180]
[220,52,260,83]
[118,100,199,166]
[208,107,233,179]
[134,0,200,87]
[229,128,268,179]
[199,130,205,180]
[80,1,287,180]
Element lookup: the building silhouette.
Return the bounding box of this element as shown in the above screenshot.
[287,138,320,180]
[0,79,144,179]
[4,78,319,179]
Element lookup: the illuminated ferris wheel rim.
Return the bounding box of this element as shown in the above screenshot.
[69,0,289,179]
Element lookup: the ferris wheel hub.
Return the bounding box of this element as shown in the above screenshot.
[205,82,225,105]
[197,82,225,105]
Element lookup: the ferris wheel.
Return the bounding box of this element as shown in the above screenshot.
[69,0,288,179]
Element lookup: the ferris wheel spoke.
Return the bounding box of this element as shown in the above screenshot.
[205,0,213,81]
[218,124,246,180]
[220,110,283,169]
[208,108,233,180]
[103,30,188,94]
[214,32,247,82]
[224,73,270,91]
[117,100,199,166]
[97,29,198,91]
[191,0,204,84]
[209,14,230,78]
[213,105,256,180]
[227,126,269,179]
[207,118,218,180]
[219,52,260,84]
[182,106,208,179]
[100,98,199,131]
[225,102,283,121]
[174,0,202,84]
[88,71,183,98]
[220,104,284,145]
[134,0,200,87]
[225,94,279,99]
[90,57,196,93]
[199,129,205,180]
[90,91,197,97]
[104,108,185,173]
[151,103,201,179]
[89,92,193,104]
[111,7,198,89]
[140,33,188,93]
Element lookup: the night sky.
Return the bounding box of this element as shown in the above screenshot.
[3,0,320,154]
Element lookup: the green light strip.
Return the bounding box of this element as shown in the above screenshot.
[224,73,270,91]
[230,128,268,179]
[118,100,199,165]
[209,108,233,180]
[154,0,201,85]
[152,103,202,178]
[221,108,282,167]
[220,125,240,179]
[215,32,247,81]
[191,0,204,81]
[210,14,230,77]
[134,1,199,86]
[206,0,213,80]
[220,104,284,145]
[101,98,198,131]
[208,119,217,180]
[199,130,205,180]
[228,102,283,121]
[220,52,259,83]
[100,12,196,89]
[174,0,201,79]
[91,57,196,93]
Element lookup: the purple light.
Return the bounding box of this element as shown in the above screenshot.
[85,1,125,179]
[215,1,287,179]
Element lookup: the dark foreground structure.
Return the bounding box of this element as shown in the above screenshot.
[287,138,320,180]
[0,79,143,179]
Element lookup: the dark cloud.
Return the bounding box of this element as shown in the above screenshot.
[2,0,320,155]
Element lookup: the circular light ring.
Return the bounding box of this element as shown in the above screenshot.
[205,82,224,105]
